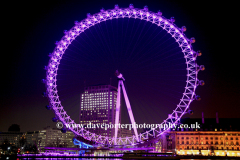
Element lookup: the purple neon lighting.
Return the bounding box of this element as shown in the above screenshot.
[46,5,200,146]
[114,78,139,144]
[120,80,139,142]
[114,80,121,144]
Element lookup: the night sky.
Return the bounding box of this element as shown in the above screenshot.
[1,0,239,132]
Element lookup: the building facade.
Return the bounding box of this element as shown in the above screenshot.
[37,127,75,151]
[160,117,240,157]
[80,84,118,137]
[0,132,23,147]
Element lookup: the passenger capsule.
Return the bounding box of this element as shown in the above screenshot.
[170,17,175,23]
[188,110,194,115]
[195,95,201,101]
[87,13,91,18]
[74,21,78,25]
[115,4,119,9]
[190,37,196,43]
[41,79,46,84]
[100,8,105,12]
[144,6,148,11]
[199,80,205,86]
[52,117,58,122]
[181,26,187,32]
[129,4,134,9]
[199,65,205,71]
[42,92,47,97]
[197,50,202,56]
[157,10,162,16]
[45,105,51,110]
[63,30,68,34]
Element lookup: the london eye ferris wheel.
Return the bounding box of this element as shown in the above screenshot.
[43,4,204,146]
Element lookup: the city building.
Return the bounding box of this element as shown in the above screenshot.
[80,84,118,137]
[79,84,134,138]
[0,127,76,152]
[37,126,75,151]
[160,113,240,157]
[0,131,23,147]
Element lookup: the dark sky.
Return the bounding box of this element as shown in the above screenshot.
[1,0,239,132]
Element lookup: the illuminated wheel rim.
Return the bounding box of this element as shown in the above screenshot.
[45,5,201,145]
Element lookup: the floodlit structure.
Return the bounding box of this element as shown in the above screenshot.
[114,70,138,143]
[44,3,204,145]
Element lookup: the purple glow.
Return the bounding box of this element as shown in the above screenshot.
[45,4,200,146]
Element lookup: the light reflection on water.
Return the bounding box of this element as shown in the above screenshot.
[181,159,236,160]
[18,158,122,160]
[16,158,236,160]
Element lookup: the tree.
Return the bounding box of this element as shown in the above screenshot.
[8,124,20,132]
